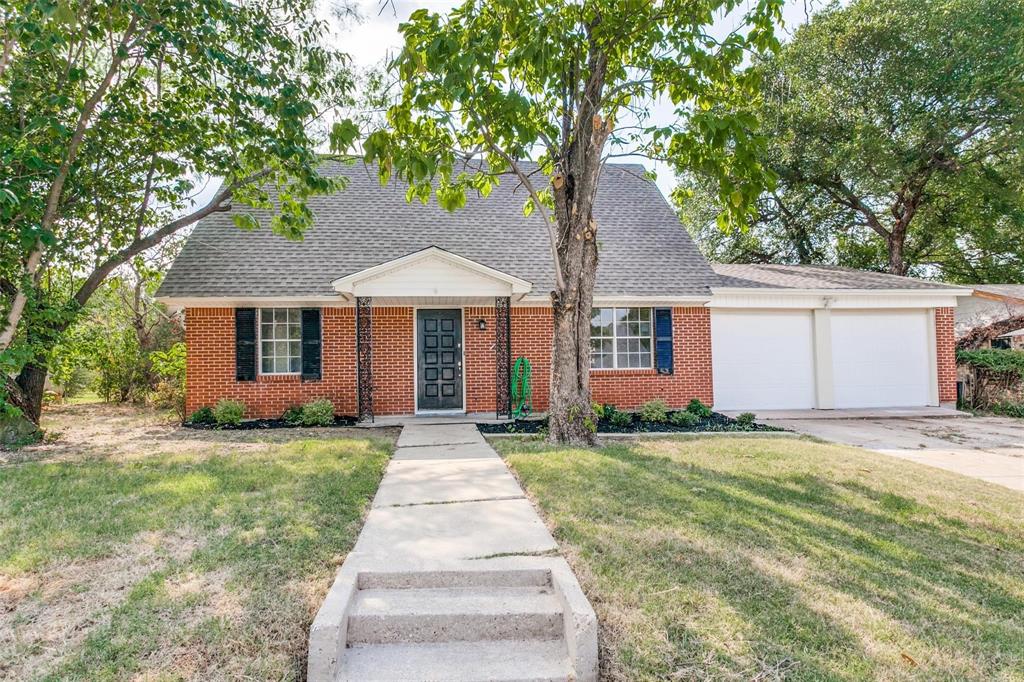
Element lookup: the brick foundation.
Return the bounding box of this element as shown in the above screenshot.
[936,307,957,404]
[185,304,716,418]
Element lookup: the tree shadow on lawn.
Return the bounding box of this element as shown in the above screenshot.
[503,439,1024,680]
[0,436,392,680]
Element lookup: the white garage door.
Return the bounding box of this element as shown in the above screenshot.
[712,310,816,410]
[830,310,932,408]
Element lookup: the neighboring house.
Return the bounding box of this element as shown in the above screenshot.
[955,285,1024,350]
[156,161,969,419]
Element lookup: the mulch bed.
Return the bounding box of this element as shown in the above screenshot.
[182,416,358,430]
[478,411,785,435]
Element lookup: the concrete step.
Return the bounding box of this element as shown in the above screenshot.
[339,639,572,682]
[347,585,563,644]
[357,568,552,590]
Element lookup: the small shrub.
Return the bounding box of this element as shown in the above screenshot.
[298,398,335,427]
[991,402,1024,418]
[591,402,605,419]
[187,406,216,425]
[669,410,699,428]
[281,405,303,425]
[687,398,713,418]
[213,399,245,427]
[639,399,669,423]
[736,412,757,427]
[609,410,633,428]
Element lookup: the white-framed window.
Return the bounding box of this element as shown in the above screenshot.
[589,307,651,368]
[259,308,301,374]
[590,307,653,369]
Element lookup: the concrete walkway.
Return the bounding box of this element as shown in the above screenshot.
[770,416,1024,492]
[309,423,597,681]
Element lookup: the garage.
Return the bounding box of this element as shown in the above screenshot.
[830,310,932,408]
[711,309,817,410]
[709,263,970,412]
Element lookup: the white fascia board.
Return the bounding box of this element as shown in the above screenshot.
[156,295,346,310]
[331,246,533,295]
[710,288,971,310]
[711,287,973,297]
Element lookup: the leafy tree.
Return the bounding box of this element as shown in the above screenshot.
[365,0,782,443]
[0,0,358,422]
[681,0,1024,279]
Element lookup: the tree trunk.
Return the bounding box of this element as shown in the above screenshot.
[887,232,907,275]
[547,230,599,445]
[15,362,47,424]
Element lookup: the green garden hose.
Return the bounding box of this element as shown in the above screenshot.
[511,356,533,419]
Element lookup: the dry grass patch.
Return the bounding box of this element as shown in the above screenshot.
[497,435,1024,681]
[0,403,394,681]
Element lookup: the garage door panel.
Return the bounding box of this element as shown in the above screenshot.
[831,311,931,408]
[712,310,816,411]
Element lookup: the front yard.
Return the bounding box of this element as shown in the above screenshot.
[0,404,395,681]
[497,436,1024,681]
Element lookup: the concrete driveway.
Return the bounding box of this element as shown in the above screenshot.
[767,415,1024,492]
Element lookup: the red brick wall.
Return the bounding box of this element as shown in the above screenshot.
[184,307,356,418]
[591,307,713,410]
[936,307,957,404]
[186,304,715,418]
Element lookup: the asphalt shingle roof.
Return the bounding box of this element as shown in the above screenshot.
[157,160,716,299]
[711,263,960,291]
[972,284,1024,304]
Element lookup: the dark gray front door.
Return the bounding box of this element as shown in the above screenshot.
[417,309,463,410]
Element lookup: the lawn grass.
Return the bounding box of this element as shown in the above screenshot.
[496,436,1024,681]
[0,405,394,681]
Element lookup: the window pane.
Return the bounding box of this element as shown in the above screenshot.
[261,357,273,374]
[261,341,274,358]
[288,308,300,323]
[289,356,301,373]
[274,309,286,323]
[289,323,301,340]
[289,341,300,358]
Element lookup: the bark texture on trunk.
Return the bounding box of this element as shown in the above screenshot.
[14,362,47,424]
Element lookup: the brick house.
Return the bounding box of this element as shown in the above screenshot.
[157,161,969,420]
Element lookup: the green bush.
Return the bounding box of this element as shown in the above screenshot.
[150,343,187,419]
[298,398,335,426]
[991,402,1024,418]
[687,398,713,418]
[213,399,245,427]
[591,402,606,419]
[669,410,699,427]
[187,406,216,425]
[281,405,303,425]
[609,410,633,428]
[736,412,757,427]
[957,349,1024,378]
[638,399,669,423]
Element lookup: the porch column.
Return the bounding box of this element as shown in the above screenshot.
[356,296,373,422]
[495,296,512,419]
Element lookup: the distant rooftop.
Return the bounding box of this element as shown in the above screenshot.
[711,263,960,291]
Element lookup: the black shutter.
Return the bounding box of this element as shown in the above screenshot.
[654,308,673,375]
[301,308,322,381]
[235,308,257,381]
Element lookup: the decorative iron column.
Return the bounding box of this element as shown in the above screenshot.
[356,297,373,422]
[495,296,512,419]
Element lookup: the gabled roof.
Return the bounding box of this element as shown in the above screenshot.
[331,246,533,297]
[711,263,964,292]
[157,160,716,300]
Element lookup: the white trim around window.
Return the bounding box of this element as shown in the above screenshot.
[590,307,654,370]
[258,308,302,375]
